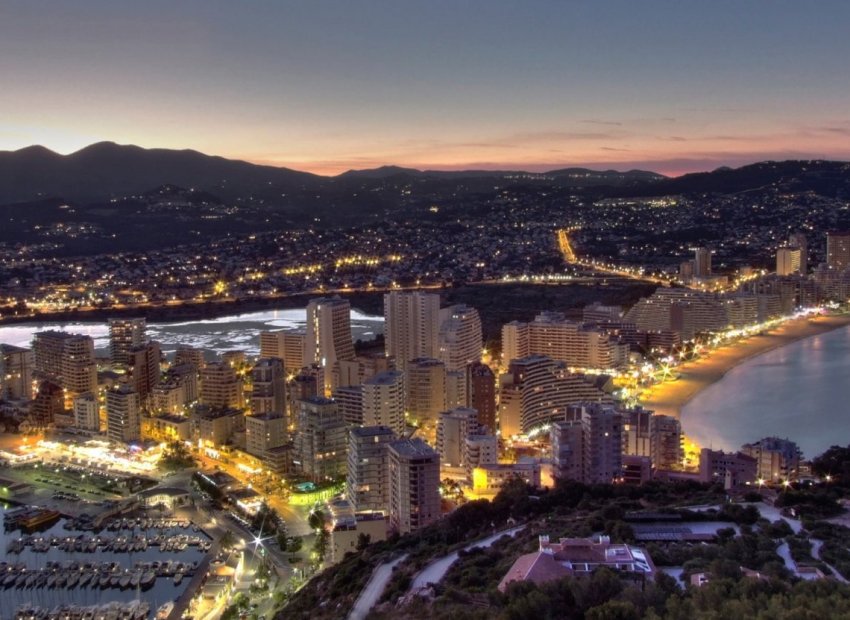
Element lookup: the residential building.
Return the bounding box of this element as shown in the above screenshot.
[405,358,446,441]
[438,304,482,372]
[362,370,406,435]
[295,397,348,482]
[740,437,802,482]
[0,344,34,401]
[245,412,287,459]
[33,331,97,401]
[497,535,656,592]
[501,312,628,370]
[250,358,286,417]
[827,231,850,271]
[436,407,481,467]
[106,385,141,444]
[383,291,440,370]
[467,362,497,432]
[776,247,802,276]
[259,329,306,374]
[72,393,100,432]
[306,296,355,394]
[109,318,146,366]
[388,438,440,534]
[200,362,244,409]
[346,425,396,513]
[699,448,757,488]
[498,355,614,436]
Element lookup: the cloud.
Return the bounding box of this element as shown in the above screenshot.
[580,119,623,127]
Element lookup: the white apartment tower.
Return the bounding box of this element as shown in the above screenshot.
[106,385,140,444]
[306,297,356,394]
[362,370,406,435]
[438,304,482,372]
[383,291,441,370]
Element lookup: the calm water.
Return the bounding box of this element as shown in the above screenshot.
[0,504,205,617]
[0,307,384,359]
[681,324,850,459]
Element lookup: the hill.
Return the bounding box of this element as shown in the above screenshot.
[620,160,850,198]
[0,141,321,204]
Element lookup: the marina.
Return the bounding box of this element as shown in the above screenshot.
[0,506,210,620]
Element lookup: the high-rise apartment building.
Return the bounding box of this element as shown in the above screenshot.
[550,403,623,484]
[174,346,206,369]
[251,358,286,416]
[129,341,161,406]
[827,231,850,271]
[436,407,481,467]
[498,355,613,436]
[295,396,348,482]
[383,291,441,370]
[30,381,65,429]
[73,393,100,432]
[622,406,652,458]
[0,344,34,401]
[388,438,440,534]
[776,247,802,276]
[405,358,446,440]
[346,425,396,513]
[649,414,683,470]
[259,329,306,374]
[33,331,97,401]
[306,297,356,394]
[362,370,406,435]
[502,312,628,370]
[467,362,497,432]
[245,412,287,459]
[693,247,712,277]
[438,304,482,372]
[788,233,808,274]
[109,318,146,366]
[106,385,141,444]
[200,361,244,409]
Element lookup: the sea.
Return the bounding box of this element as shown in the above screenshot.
[681,324,850,459]
[0,504,206,618]
[0,307,384,360]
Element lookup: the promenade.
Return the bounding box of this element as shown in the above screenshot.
[640,313,850,417]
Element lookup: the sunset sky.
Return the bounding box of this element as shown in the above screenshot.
[2,1,849,176]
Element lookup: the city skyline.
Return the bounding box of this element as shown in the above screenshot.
[2,1,850,176]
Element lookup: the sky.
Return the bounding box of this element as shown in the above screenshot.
[1,1,849,176]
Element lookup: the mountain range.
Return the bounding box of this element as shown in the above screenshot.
[1,141,849,208]
[0,142,669,205]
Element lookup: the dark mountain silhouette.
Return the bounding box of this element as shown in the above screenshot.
[1,143,848,208]
[0,142,321,204]
[337,165,666,185]
[619,160,850,198]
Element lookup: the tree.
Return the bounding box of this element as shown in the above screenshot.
[585,600,640,620]
[355,533,372,551]
[219,530,236,551]
[308,509,326,531]
[287,537,303,553]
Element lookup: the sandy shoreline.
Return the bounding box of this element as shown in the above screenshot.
[639,313,850,418]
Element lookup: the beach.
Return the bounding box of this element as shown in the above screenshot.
[639,313,850,418]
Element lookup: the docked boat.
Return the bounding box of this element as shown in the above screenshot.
[155,602,174,620]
